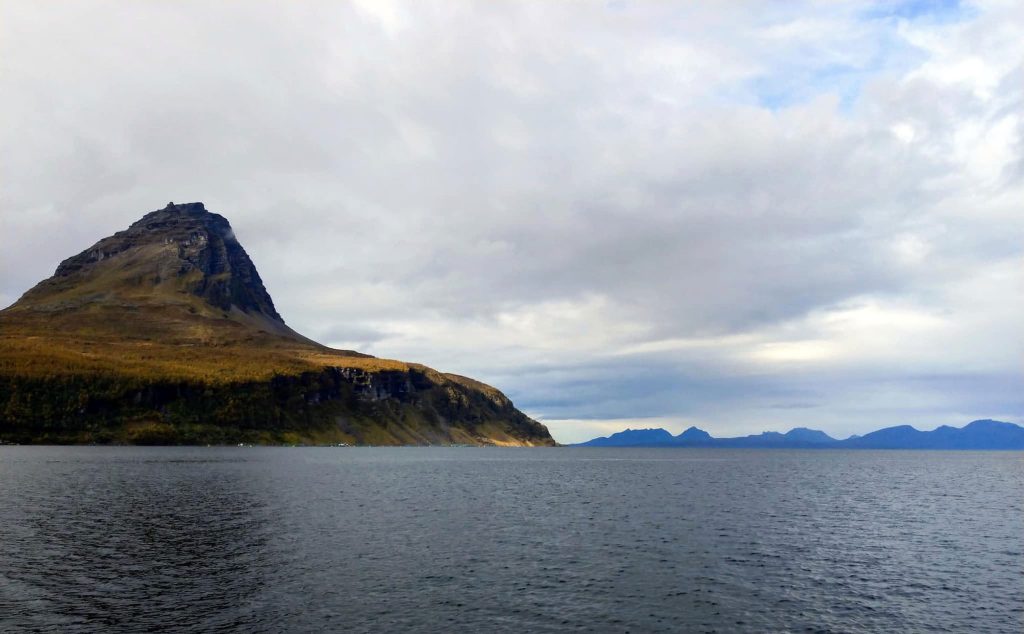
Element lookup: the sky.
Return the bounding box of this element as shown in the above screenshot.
[1,1,1021,443]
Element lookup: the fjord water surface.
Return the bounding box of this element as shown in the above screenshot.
[0,447,1020,633]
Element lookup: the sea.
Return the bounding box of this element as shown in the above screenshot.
[0,446,1020,633]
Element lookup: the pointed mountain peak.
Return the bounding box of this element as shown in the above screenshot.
[12,201,283,327]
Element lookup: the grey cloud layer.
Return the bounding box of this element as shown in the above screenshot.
[2,1,1021,442]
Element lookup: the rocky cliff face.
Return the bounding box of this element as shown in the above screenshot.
[0,202,554,446]
[22,202,282,322]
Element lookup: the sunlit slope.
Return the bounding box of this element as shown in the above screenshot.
[0,202,553,446]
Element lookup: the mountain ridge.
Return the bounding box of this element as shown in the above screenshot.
[574,419,1024,449]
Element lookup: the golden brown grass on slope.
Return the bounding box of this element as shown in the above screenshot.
[0,331,418,383]
[0,266,408,383]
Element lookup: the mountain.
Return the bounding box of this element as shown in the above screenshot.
[676,426,713,443]
[0,202,554,446]
[572,420,1024,449]
[783,427,836,444]
[841,419,1024,449]
[674,427,839,448]
[572,425,837,448]
[575,428,674,447]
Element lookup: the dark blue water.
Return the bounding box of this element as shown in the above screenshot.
[0,447,1020,633]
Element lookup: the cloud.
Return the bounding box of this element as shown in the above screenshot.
[1,0,1021,442]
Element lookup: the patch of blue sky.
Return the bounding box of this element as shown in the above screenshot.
[746,42,928,113]
[861,0,976,24]
[738,4,959,112]
[748,64,867,111]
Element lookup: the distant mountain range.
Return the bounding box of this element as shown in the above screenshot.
[574,419,1024,450]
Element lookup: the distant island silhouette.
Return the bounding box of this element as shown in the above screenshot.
[574,419,1024,449]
